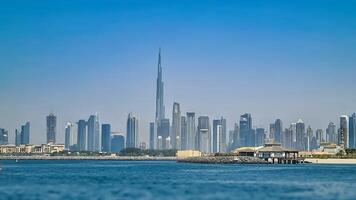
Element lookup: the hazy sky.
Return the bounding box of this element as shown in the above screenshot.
[1,0,356,144]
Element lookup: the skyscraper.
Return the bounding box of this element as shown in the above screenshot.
[111,134,125,152]
[46,113,57,144]
[232,123,240,149]
[283,128,293,148]
[197,116,211,153]
[339,115,349,148]
[157,118,170,149]
[77,119,87,151]
[186,112,196,150]
[65,122,75,150]
[101,124,111,152]
[171,102,181,150]
[274,119,283,143]
[155,48,165,125]
[240,113,252,147]
[326,122,337,144]
[21,122,30,145]
[0,128,8,145]
[296,119,305,150]
[315,129,324,147]
[126,113,139,148]
[87,114,100,152]
[15,129,21,146]
[213,117,227,153]
[306,126,313,151]
[180,116,188,150]
[149,122,155,149]
[255,128,266,147]
[349,113,356,149]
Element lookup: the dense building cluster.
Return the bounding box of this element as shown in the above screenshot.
[1,50,355,154]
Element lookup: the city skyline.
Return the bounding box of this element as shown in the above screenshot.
[1,1,356,145]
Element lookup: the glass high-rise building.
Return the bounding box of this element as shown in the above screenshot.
[274,119,283,144]
[186,112,196,150]
[21,122,30,145]
[339,115,349,148]
[101,124,111,152]
[158,118,170,149]
[126,113,139,148]
[255,128,266,147]
[46,113,57,144]
[0,128,8,145]
[77,119,87,151]
[349,113,356,148]
[149,122,155,149]
[15,129,21,146]
[212,117,227,153]
[197,116,211,153]
[171,102,181,150]
[111,135,125,152]
[239,113,252,147]
[65,122,75,150]
[326,122,337,144]
[87,114,100,152]
[296,119,305,151]
[180,116,188,150]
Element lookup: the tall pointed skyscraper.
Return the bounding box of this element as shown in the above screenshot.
[155,48,165,124]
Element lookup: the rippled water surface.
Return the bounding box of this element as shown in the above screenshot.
[1,160,356,199]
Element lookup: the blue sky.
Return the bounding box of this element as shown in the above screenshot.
[0,0,356,144]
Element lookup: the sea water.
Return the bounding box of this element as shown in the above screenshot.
[0,160,355,200]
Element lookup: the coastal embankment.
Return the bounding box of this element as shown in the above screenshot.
[0,156,178,161]
[178,156,267,164]
[304,158,356,164]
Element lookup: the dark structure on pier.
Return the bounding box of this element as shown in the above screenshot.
[257,143,303,164]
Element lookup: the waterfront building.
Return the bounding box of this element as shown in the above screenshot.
[111,135,125,152]
[197,116,211,153]
[149,122,155,149]
[126,113,139,148]
[255,128,266,147]
[87,114,100,152]
[296,119,305,151]
[77,119,87,151]
[101,124,111,152]
[171,102,181,149]
[349,113,356,148]
[240,113,252,147]
[21,122,30,145]
[157,118,170,149]
[64,122,75,150]
[326,122,337,144]
[274,119,283,143]
[338,115,349,148]
[180,116,188,150]
[46,113,57,144]
[212,117,227,153]
[186,112,196,150]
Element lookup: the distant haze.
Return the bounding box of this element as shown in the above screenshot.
[0,1,355,144]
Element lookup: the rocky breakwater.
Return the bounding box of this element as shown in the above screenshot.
[178,156,268,164]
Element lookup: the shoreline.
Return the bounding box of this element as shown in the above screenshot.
[304,158,356,164]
